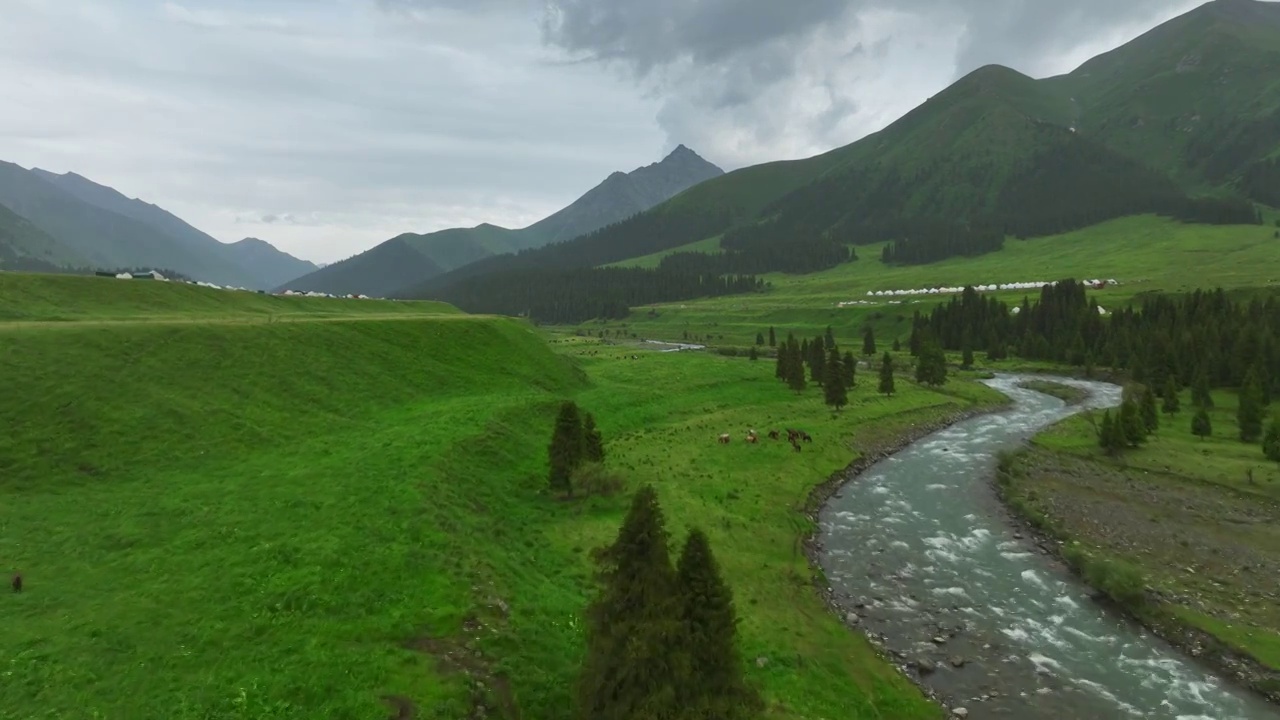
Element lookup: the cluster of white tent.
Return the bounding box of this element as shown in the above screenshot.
[840,278,1119,305]
[105,271,381,301]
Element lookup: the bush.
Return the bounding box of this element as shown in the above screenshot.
[573,462,626,498]
[1062,543,1147,608]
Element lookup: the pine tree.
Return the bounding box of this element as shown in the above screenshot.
[1140,385,1159,434]
[748,345,759,361]
[862,327,877,356]
[675,529,761,720]
[824,325,836,350]
[1161,376,1181,416]
[1099,410,1121,455]
[549,401,585,495]
[915,338,948,387]
[878,352,896,396]
[755,332,764,346]
[774,343,787,380]
[908,324,921,357]
[823,347,848,412]
[810,338,826,383]
[1192,367,1214,409]
[577,486,684,720]
[583,412,605,464]
[1120,398,1147,447]
[1191,407,1213,440]
[892,338,901,353]
[843,351,856,388]
[786,345,807,394]
[767,327,776,347]
[1238,369,1265,443]
[961,335,975,370]
[1263,416,1280,462]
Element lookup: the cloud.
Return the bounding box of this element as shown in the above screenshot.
[0,0,666,263]
[532,0,1207,166]
[1,0,1216,265]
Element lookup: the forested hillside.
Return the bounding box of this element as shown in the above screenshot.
[402,1,1279,322]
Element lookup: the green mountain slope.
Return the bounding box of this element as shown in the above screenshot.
[403,0,1276,323]
[1043,0,1280,192]
[279,145,725,297]
[0,202,86,272]
[30,169,317,288]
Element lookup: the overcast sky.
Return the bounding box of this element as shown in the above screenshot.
[0,0,1205,264]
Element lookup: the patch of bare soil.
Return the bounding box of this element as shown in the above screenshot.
[403,609,521,720]
[1008,447,1280,702]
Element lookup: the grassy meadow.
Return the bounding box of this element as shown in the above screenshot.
[1004,386,1280,677]
[0,272,1015,719]
[587,215,1280,347]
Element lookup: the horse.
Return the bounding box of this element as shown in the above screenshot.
[767,430,780,441]
[791,440,802,453]
[801,432,813,443]
[718,433,731,444]
[746,433,759,444]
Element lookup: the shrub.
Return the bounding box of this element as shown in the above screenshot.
[573,462,626,498]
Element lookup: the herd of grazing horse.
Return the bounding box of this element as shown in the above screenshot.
[718,427,813,452]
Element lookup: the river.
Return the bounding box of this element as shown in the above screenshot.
[817,374,1280,719]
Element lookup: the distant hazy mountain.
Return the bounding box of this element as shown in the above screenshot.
[280,144,725,297]
[224,238,318,289]
[0,201,86,273]
[26,168,315,288]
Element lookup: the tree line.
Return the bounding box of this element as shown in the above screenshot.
[771,327,902,411]
[1240,157,1280,208]
[427,266,765,325]
[911,280,1280,458]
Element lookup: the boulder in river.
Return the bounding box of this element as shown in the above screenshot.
[952,708,969,718]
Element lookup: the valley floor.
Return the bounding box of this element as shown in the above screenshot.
[0,273,1013,719]
[999,386,1280,701]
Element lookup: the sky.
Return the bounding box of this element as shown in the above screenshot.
[0,0,1207,265]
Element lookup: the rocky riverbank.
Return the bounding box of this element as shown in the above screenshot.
[994,447,1280,707]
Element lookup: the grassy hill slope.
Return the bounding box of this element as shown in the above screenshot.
[0,274,1016,719]
[0,203,86,270]
[585,215,1280,349]
[0,272,456,323]
[406,1,1277,323]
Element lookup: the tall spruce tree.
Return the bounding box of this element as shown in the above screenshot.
[583,412,605,464]
[915,338,948,387]
[577,486,684,720]
[1192,367,1214,409]
[675,529,761,720]
[892,338,902,353]
[786,341,807,394]
[823,347,848,412]
[878,352,896,396]
[1120,397,1147,447]
[755,332,764,346]
[1162,376,1181,416]
[843,351,856,388]
[961,334,975,370]
[767,327,776,347]
[1238,369,1265,442]
[549,401,585,495]
[1099,410,1124,456]
[1140,385,1159,434]
[824,325,836,350]
[810,337,826,383]
[1192,407,1213,440]
[748,345,759,361]
[862,327,877,356]
[1263,416,1280,462]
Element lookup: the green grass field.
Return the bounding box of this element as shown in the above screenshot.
[0,273,1015,719]
[582,215,1280,348]
[0,271,457,323]
[1008,387,1280,675]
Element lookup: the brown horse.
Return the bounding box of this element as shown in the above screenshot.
[791,440,802,453]
[801,432,813,443]
[718,433,731,444]
[746,433,759,444]
[767,430,780,440]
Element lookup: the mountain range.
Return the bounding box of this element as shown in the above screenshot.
[0,163,317,289]
[278,144,725,297]
[402,0,1280,320]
